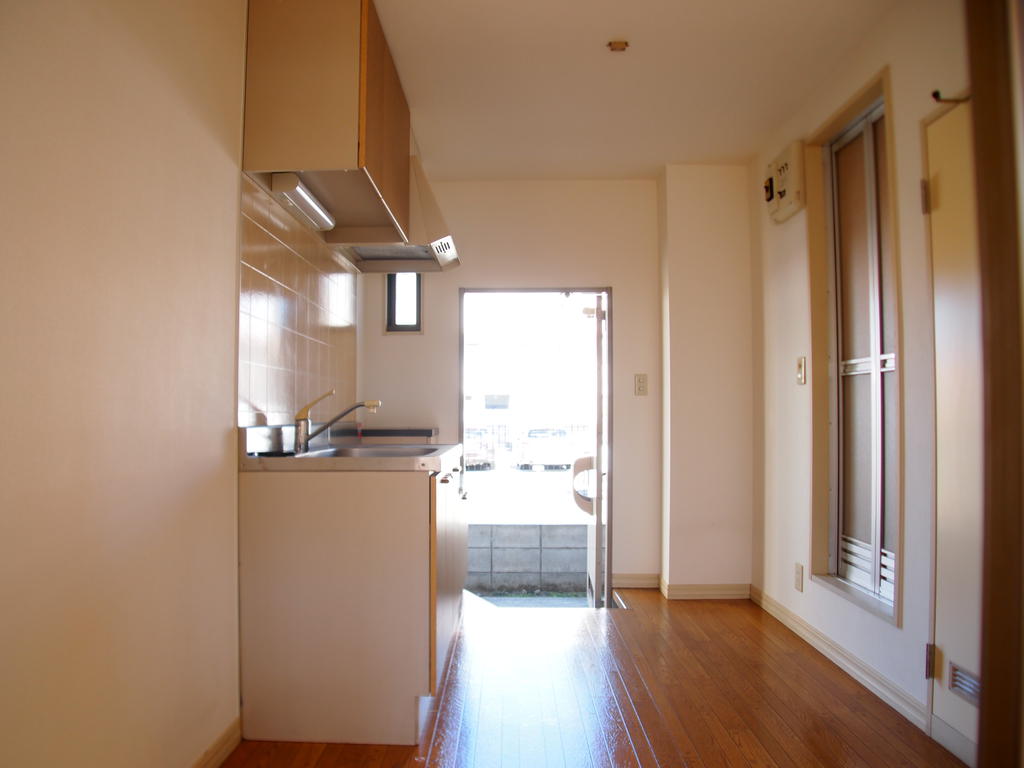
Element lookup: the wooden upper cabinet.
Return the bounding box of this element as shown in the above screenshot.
[359,0,411,237]
[243,0,411,242]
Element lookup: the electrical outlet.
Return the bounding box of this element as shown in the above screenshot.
[634,373,648,396]
[794,563,804,592]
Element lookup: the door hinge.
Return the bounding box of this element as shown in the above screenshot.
[925,643,936,679]
[920,179,931,215]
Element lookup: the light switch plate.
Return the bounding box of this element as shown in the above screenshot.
[634,373,648,396]
[794,563,804,592]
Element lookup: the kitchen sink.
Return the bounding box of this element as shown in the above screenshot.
[240,440,462,473]
[308,445,437,458]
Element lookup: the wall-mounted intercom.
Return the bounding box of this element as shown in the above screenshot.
[764,141,806,224]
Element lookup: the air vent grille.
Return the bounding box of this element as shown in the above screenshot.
[430,236,457,263]
[949,662,981,706]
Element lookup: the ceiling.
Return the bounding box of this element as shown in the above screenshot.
[374,0,896,180]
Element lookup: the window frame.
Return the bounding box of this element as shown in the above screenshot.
[824,100,899,611]
[385,272,422,333]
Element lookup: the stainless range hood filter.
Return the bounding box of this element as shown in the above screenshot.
[346,236,458,273]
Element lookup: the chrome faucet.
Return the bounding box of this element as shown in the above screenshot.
[294,389,382,454]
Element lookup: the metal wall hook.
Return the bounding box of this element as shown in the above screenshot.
[932,89,971,104]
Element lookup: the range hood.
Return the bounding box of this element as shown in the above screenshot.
[326,156,460,273]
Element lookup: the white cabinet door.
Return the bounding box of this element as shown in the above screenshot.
[239,471,430,745]
[928,102,983,765]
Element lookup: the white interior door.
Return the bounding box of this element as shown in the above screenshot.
[928,101,983,766]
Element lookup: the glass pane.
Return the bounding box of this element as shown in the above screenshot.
[841,373,873,545]
[882,370,898,552]
[394,273,418,326]
[875,116,898,356]
[836,133,871,361]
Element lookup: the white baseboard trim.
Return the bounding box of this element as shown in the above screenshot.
[417,694,435,744]
[750,586,928,729]
[613,573,660,589]
[930,714,977,767]
[660,580,751,600]
[192,716,241,768]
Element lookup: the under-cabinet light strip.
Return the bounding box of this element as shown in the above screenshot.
[270,172,335,231]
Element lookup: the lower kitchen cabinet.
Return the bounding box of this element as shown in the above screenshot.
[238,465,465,745]
[431,466,466,694]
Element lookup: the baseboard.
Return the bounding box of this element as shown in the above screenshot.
[749,586,928,729]
[417,694,435,745]
[930,714,977,767]
[613,573,660,589]
[192,716,241,768]
[660,581,751,600]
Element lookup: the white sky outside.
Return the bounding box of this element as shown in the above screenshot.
[394,273,418,326]
[463,291,598,430]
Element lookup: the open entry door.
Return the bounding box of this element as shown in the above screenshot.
[572,292,612,608]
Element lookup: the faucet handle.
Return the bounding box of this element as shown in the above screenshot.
[296,389,336,420]
[363,399,382,413]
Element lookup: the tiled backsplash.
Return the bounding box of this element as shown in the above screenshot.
[238,174,357,427]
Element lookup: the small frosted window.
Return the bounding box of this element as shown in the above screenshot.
[386,273,421,332]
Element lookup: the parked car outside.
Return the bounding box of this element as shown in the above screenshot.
[464,427,496,470]
[516,428,574,471]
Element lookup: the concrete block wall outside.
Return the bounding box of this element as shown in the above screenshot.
[467,524,587,592]
[493,525,541,548]
[493,548,540,573]
[541,525,588,547]
[467,548,491,572]
[541,548,586,573]
[468,525,492,547]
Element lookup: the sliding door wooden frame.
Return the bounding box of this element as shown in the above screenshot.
[966,0,1024,764]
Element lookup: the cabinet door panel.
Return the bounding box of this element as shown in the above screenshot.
[360,0,410,238]
[430,470,465,693]
[244,0,361,172]
[239,471,429,744]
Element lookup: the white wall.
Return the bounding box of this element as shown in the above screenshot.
[358,180,662,578]
[659,166,753,589]
[0,1,245,765]
[751,0,968,707]
[658,173,674,582]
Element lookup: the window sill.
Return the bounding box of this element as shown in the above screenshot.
[810,574,899,626]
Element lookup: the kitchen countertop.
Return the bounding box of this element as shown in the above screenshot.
[239,442,463,473]
[238,424,458,472]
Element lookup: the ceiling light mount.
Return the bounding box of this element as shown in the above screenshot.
[606,40,629,52]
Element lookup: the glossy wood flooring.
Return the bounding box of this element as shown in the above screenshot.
[222,589,965,768]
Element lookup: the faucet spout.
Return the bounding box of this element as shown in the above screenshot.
[294,397,382,454]
[295,388,335,420]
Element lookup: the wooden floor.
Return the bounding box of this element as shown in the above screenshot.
[222,589,965,768]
